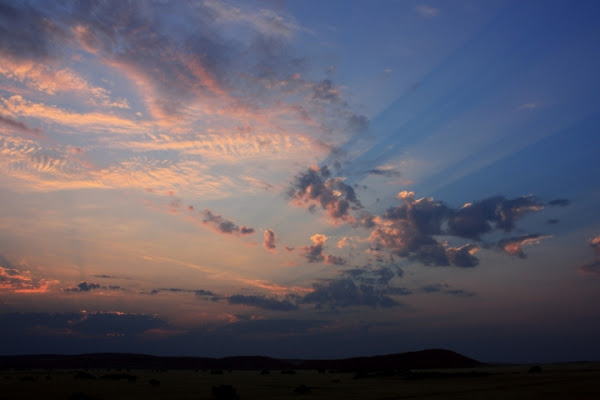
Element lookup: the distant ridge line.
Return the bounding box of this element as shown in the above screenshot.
[0,349,485,370]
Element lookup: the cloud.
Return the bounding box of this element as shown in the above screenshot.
[301,233,346,264]
[519,102,537,110]
[418,283,476,298]
[263,229,277,252]
[588,235,600,255]
[445,244,480,268]
[497,234,552,258]
[342,266,399,285]
[142,287,215,297]
[367,166,402,178]
[288,165,362,223]
[366,193,546,266]
[369,194,450,266]
[227,294,298,311]
[201,209,255,235]
[448,195,544,240]
[548,198,570,207]
[415,5,440,17]
[0,2,67,60]
[578,261,600,276]
[0,58,129,108]
[64,281,124,292]
[0,256,55,294]
[302,234,327,263]
[302,279,399,309]
[0,114,41,136]
[203,0,300,38]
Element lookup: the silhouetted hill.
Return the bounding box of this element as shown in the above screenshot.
[0,349,485,370]
[297,349,485,370]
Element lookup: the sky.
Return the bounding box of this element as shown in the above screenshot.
[1,0,599,364]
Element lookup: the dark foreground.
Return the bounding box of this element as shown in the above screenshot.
[1,363,599,400]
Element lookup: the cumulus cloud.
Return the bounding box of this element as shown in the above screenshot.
[201,209,255,235]
[497,234,551,258]
[365,193,546,267]
[228,294,298,311]
[302,234,328,263]
[288,165,362,222]
[448,195,544,240]
[302,234,347,265]
[263,229,277,251]
[445,244,480,268]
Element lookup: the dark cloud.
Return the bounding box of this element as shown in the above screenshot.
[343,266,397,285]
[302,234,327,263]
[289,165,362,222]
[0,2,68,60]
[448,195,544,240]
[418,283,476,298]
[302,279,399,309]
[201,209,255,235]
[227,294,298,311]
[445,244,480,268]
[366,193,547,267]
[578,260,600,276]
[346,113,369,132]
[0,115,42,136]
[548,198,570,207]
[64,281,103,292]
[325,254,346,266]
[547,219,559,224]
[263,229,277,251]
[367,167,402,178]
[588,235,600,255]
[497,234,551,258]
[312,79,341,103]
[142,287,215,296]
[301,234,345,265]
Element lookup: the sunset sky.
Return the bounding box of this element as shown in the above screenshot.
[1,0,600,363]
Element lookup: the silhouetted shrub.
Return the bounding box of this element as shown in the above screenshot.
[100,373,137,382]
[19,375,36,382]
[74,371,96,380]
[353,370,369,379]
[529,365,543,373]
[260,369,270,375]
[211,369,224,375]
[212,384,239,400]
[293,384,311,394]
[68,393,102,400]
[281,369,296,374]
[149,378,161,387]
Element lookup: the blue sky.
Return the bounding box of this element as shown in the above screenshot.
[1,0,599,363]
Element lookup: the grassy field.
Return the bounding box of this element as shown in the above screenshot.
[1,363,599,399]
